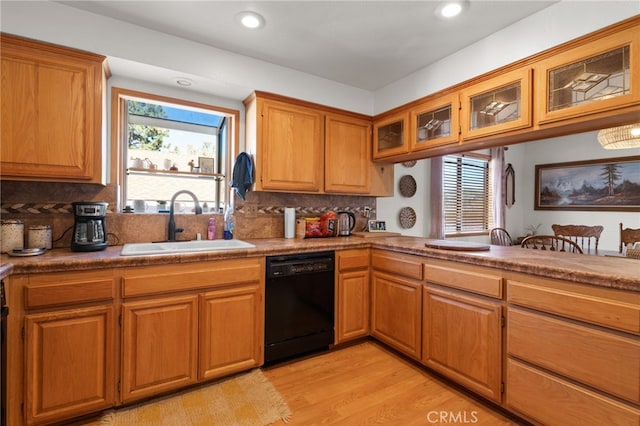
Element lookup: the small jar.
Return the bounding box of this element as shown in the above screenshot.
[28,225,52,250]
[1,219,24,253]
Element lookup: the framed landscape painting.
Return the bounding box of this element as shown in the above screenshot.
[535,155,640,211]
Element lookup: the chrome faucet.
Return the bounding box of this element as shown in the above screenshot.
[167,190,202,241]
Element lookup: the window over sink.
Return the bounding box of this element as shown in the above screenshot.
[113,88,238,214]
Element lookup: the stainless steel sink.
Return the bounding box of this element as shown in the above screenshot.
[120,239,255,256]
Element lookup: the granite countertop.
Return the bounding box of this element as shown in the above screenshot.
[1,236,638,293]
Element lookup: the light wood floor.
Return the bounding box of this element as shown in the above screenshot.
[262,340,520,425]
[73,340,521,425]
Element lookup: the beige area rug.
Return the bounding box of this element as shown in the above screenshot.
[100,369,291,426]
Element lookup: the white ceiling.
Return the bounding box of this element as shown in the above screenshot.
[59,0,557,92]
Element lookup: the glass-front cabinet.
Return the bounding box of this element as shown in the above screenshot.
[535,26,639,124]
[373,111,410,159]
[460,68,533,140]
[410,93,459,151]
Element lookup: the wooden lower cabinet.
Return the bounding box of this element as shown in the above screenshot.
[25,305,115,425]
[506,274,640,425]
[422,285,503,403]
[507,359,640,426]
[199,284,263,380]
[335,249,370,344]
[121,295,199,403]
[370,250,423,359]
[120,258,265,404]
[370,271,422,359]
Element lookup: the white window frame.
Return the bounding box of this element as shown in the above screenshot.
[111,87,239,213]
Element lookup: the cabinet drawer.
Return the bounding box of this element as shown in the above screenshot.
[507,359,640,426]
[122,258,264,298]
[371,250,422,280]
[424,260,502,298]
[507,279,640,334]
[25,270,115,309]
[508,308,640,404]
[337,249,369,271]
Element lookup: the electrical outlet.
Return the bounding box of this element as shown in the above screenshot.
[363,207,371,218]
[245,204,258,217]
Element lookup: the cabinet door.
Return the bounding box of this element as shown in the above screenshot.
[259,99,324,192]
[535,26,640,124]
[336,268,370,343]
[373,111,410,159]
[0,34,105,183]
[422,285,502,403]
[199,284,263,380]
[25,305,115,425]
[460,68,532,141]
[410,93,460,151]
[121,295,198,402]
[370,271,421,359]
[325,113,371,194]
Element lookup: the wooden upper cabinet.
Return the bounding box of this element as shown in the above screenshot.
[460,67,533,141]
[410,93,460,151]
[373,110,410,159]
[325,113,371,194]
[246,95,324,193]
[534,25,640,124]
[245,92,392,196]
[0,34,106,183]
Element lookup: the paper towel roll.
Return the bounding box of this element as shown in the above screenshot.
[284,208,295,238]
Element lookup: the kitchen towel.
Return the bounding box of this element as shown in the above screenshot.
[230,152,253,200]
[284,207,295,238]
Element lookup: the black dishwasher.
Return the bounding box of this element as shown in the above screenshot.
[265,251,334,365]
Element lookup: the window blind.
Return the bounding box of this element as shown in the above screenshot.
[443,154,490,235]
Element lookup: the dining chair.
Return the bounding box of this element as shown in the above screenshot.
[620,222,640,253]
[520,235,583,254]
[490,228,513,246]
[551,224,603,254]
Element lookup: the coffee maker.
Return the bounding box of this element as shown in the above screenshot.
[71,201,108,252]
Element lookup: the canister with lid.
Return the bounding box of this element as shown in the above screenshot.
[1,219,24,253]
[28,225,52,250]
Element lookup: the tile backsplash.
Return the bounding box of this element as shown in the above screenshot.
[1,180,376,247]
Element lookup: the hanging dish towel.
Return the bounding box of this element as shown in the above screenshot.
[230,152,253,200]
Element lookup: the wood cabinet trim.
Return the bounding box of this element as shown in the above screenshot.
[25,270,115,309]
[508,307,640,404]
[507,358,640,426]
[507,279,640,334]
[121,258,264,298]
[337,249,370,272]
[371,250,423,280]
[424,260,503,299]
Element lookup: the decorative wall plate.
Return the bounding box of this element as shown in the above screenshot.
[399,207,416,229]
[399,175,417,197]
[402,160,417,167]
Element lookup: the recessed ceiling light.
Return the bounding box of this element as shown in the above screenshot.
[435,1,468,19]
[236,11,265,29]
[175,77,193,87]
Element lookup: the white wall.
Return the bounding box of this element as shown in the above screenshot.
[373,1,640,113]
[0,0,374,115]
[519,133,640,251]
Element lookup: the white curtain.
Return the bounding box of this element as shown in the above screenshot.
[490,147,506,229]
[429,156,445,239]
